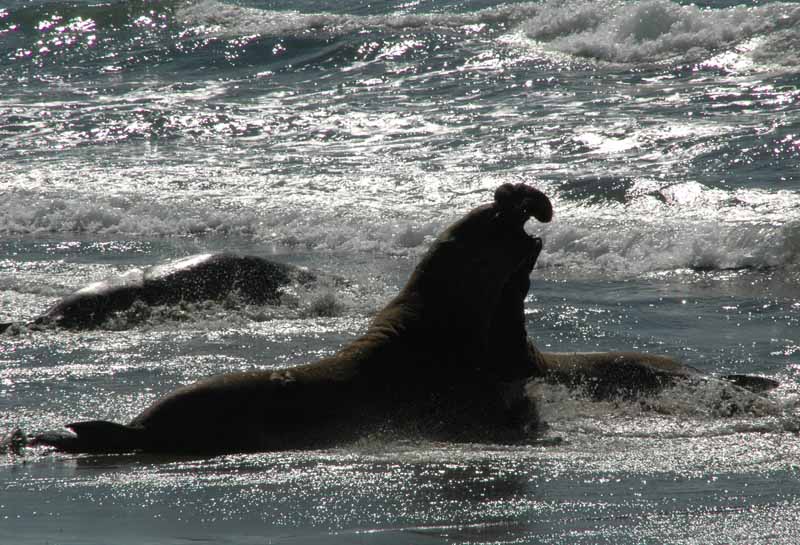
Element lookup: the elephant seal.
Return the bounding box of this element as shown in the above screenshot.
[0,253,317,332]
[30,183,554,454]
[15,184,778,455]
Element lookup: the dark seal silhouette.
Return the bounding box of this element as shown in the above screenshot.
[5,183,777,457]
[28,183,554,454]
[0,253,317,332]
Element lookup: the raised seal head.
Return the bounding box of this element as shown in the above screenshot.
[494,182,554,224]
[389,183,552,347]
[412,182,551,285]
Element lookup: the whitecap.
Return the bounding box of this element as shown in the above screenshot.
[175,0,541,39]
[513,0,800,69]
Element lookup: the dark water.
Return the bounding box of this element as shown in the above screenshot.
[2,0,799,543]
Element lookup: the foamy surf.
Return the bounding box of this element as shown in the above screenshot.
[176,0,800,70]
[529,374,800,441]
[2,0,798,541]
[514,0,800,67]
[2,180,797,278]
[175,0,542,39]
[538,195,800,276]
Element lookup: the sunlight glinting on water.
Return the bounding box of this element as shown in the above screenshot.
[2,1,799,542]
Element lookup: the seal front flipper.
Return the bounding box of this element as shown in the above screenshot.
[33,420,146,453]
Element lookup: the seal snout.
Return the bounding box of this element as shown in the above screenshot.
[494,183,553,224]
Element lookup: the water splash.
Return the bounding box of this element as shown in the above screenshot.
[517,0,800,67]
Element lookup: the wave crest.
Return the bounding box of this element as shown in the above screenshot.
[175,0,540,38]
[3,178,799,278]
[539,182,800,276]
[519,0,800,65]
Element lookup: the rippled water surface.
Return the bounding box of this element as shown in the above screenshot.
[2,0,799,543]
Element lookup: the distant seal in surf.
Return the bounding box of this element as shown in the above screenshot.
[1,253,317,331]
[30,183,554,454]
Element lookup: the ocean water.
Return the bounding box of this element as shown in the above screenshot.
[2,0,800,543]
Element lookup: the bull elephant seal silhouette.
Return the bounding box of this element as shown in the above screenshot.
[30,183,553,453]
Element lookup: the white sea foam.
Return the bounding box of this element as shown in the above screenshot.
[95,288,359,331]
[0,166,800,276]
[175,0,540,39]
[517,0,800,66]
[533,177,800,276]
[2,176,799,278]
[0,189,261,237]
[529,373,799,439]
[176,0,800,68]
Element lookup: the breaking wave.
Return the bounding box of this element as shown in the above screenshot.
[3,177,798,278]
[175,0,800,67]
[174,0,540,38]
[517,0,800,65]
[539,181,800,276]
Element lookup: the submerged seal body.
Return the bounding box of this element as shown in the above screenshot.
[1,253,315,331]
[536,351,778,400]
[32,183,553,454]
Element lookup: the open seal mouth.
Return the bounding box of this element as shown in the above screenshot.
[494,183,554,225]
[493,183,552,259]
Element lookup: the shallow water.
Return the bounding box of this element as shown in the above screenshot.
[2,0,800,543]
